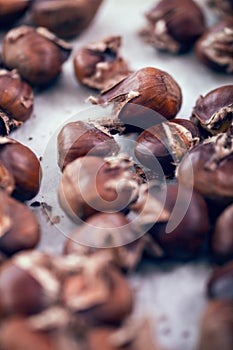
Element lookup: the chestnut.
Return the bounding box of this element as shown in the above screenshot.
[0,69,34,135]
[90,67,182,129]
[197,300,233,350]
[0,162,15,195]
[195,16,233,74]
[140,0,206,53]
[57,120,120,171]
[58,155,140,221]
[211,204,233,264]
[191,85,233,136]
[30,0,103,39]
[0,0,31,28]
[134,119,200,176]
[177,133,233,206]
[0,191,40,256]
[0,137,41,201]
[206,0,233,17]
[2,26,72,87]
[207,261,233,300]
[74,36,131,91]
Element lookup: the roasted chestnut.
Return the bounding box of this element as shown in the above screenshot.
[0,0,31,28]
[74,36,131,91]
[195,16,233,74]
[134,119,200,176]
[211,204,233,264]
[30,0,103,39]
[140,0,206,53]
[0,137,41,201]
[2,26,72,87]
[177,133,233,206]
[191,85,233,136]
[206,0,233,17]
[0,69,34,135]
[58,155,140,221]
[207,261,233,300]
[0,191,40,256]
[57,120,120,171]
[90,67,182,129]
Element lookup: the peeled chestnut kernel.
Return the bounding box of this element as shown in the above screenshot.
[30,0,103,39]
[0,69,34,135]
[206,0,233,17]
[177,133,233,206]
[74,36,131,91]
[0,0,31,28]
[211,204,233,264]
[2,26,72,87]
[191,85,233,136]
[57,120,120,171]
[0,191,40,256]
[195,16,233,74]
[58,154,140,221]
[140,0,206,53]
[207,261,233,300]
[90,67,182,129]
[134,119,200,176]
[197,301,233,350]
[0,137,41,201]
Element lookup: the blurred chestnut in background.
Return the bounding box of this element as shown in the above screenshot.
[206,0,233,17]
[0,191,40,256]
[74,36,131,91]
[140,0,206,53]
[91,67,182,129]
[0,0,31,28]
[191,85,233,136]
[57,120,120,171]
[135,119,199,176]
[30,0,103,39]
[2,26,72,87]
[0,69,34,135]
[195,16,233,74]
[207,261,233,300]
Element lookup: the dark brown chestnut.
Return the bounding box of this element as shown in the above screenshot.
[195,16,233,74]
[177,133,233,206]
[0,69,34,135]
[191,85,233,136]
[2,26,72,87]
[140,0,206,53]
[197,300,233,350]
[0,0,31,28]
[74,36,131,91]
[211,204,233,264]
[57,120,120,171]
[206,0,233,17]
[58,155,140,221]
[90,67,182,129]
[134,119,200,176]
[30,0,103,39]
[0,137,41,201]
[207,261,233,300]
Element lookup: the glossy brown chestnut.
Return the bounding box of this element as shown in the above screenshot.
[0,137,41,201]
[207,0,233,17]
[197,300,233,350]
[191,85,233,135]
[211,204,233,264]
[57,120,120,171]
[30,0,103,39]
[0,191,40,256]
[195,16,233,74]
[58,155,140,221]
[140,0,206,53]
[0,0,31,28]
[90,67,182,129]
[207,261,233,300]
[0,69,34,135]
[74,36,131,91]
[0,162,15,195]
[177,133,233,206]
[2,26,72,87]
[134,119,200,176]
